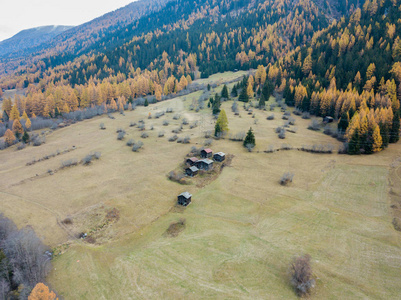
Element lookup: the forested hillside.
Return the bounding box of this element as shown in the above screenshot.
[1,0,399,154]
[279,0,401,153]
[0,0,172,75]
[0,26,73,58]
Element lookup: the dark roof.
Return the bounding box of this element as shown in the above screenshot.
[203,148,213,153]
[200,159,213,164]
[188,166,199,172]
[188,157,198,162]
[214,152,225,157]
[179,192,192,199]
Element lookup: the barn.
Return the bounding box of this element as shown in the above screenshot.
[213,152,225,162]
[201,148,213,158]
[177,192,192,206]
[185,166,199,177]
[186,157,198,166]
[195,159,214,171]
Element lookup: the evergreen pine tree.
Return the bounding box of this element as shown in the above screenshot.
[221,85,229,99]
[259,93,266,109]
[338,112,349,132]
[22,130,30,143]
[231,85,238,97]
[243,127,256,148]
[214,122,221,137]
[348,130,360,155]
[144,98,149,107]
[238,88,249,102]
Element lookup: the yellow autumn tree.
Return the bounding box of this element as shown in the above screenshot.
[372,125,383,152]
[26,117,31,130]
[302,54,312,76]
[9,104,20,121]
[28,283,58,300]
[22,111,29,120]
[12,119,24,136]
[255,65,267,86]
[4,129,16,145]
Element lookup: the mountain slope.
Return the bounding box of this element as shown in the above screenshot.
[0,26,73,57]
[0,0,172,75]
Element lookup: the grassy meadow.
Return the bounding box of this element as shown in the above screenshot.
[1,72,401,299]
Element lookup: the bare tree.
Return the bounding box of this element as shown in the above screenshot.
[290,254,315,296]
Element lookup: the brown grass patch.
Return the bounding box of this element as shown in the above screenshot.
[165,218,186,237]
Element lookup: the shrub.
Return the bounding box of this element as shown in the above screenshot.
[117,131,126,140]
[116,128,124,133]
[177,137,183,143]
[293,108,302,116]
[81,155,93,165]
[280,172,294,185]
[302,112,311,119]
[100,123,106,130]
[172,127,182,134]
[168,135,178,142]
[129,122,136,127]
[204,139,213,146]
[158,131,165,137]
[308,119,320,131]
[17,143,26,151]
[32,134,46,146]
[204,130,212,138]
[126,139,135,146]
[267,114,275,120]
[137,124,145,131]
[278,130,286,139]
[189,121,199,129]
[61,218,73,225]
[173,114,181,120]
[182,136,190,144]
[163,120,169,126]
[182,118,189,125]
[61,159,78,168]
[168,171,185,183]
[228,131,246,141]
[290,254,315,296]
[141,132,149,138]
[288,117,296,125]
[108,114,115,119]
[132,141,144,152]
[166,108,173,113]
[190,146,203,156]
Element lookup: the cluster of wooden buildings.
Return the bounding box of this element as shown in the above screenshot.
[184,149,225,177]
[178,149,226,206]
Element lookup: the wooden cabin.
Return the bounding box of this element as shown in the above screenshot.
[323,116,334,123]
[177,192,192,206]
[195,159,214,171]
[186,157,198,166]
[201,148,213,158]
[213,152,225,162]
[185,166,199,177]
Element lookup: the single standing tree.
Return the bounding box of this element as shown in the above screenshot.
[290,254,314,296]
[4,129,16,146]
[9,105,20,121]
[144,98,149,107]
[259,93,266,109]
[231,85,238,97]
[243,127,255,149]
[215,109,229,137]
[12,119,24,137]
[238,88,249,102]
[28,283,58,300]
[221,84,229,99]
[372,126,383,152]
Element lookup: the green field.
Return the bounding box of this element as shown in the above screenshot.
[1,72,401,299]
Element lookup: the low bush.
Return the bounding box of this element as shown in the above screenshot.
[173,114,181,120]
[228,131,246,141]
[308,119,320,131]
[168,135,178,142]
[141,132,149,138]
[302,112,311,119]
[132,141,144,152]
[158,131,165,137]
[163,120,169,126]
[182,118,189,125]
[126,139,135,146]
[61,159,78,168]
[204,139,213,146]
[280,172,294,185]
[267,114,275,120]
[117,131,126,140]
[129,122,136,127]
[100,123,106,130]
